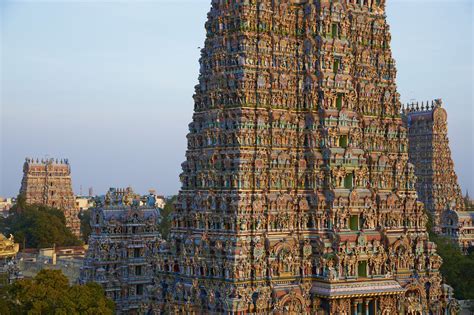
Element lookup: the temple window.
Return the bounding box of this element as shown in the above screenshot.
[135,265,142,276]
[336,93,343,110]
[134,248,140,258]
[349,215,359,231]
[358,261,368,278]
[344,173,354,189]
[339,135,348,148]
[136,284,144,296]
[333,58,341,74]
[331,23,339,39]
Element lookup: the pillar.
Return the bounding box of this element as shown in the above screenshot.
[364,299,369,315]
[353,301,358,315]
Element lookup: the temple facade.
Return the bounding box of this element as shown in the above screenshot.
[153,0,456,314]
[403,101,474,252]
[19,158,81,236]
[79,188,163,314]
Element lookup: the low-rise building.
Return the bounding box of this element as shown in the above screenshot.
[75,196,94,211]
[0,198,14,218]
[18,246,86,283]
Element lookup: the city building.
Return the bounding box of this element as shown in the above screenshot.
[153,0,455,314]
[18,245,86,284]
[142,190,166,209]
[0,234,21,286]
[75,196,95,211]
[0,197,14,211]
[19,158,81,236]
[79,187,163,314]
[0,197,14,218]
[403,100,474,252]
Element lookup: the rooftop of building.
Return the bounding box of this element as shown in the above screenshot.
[24,157,70,166]
[402,99,443,116]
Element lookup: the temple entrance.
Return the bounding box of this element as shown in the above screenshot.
[278,293,306,315]
[350,299,376,315]
[282,298,303,314]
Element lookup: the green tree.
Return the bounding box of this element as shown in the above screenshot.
[430,233,474,300]
[425,210,474,300]
[0,196,82,249]
[0,270,114,314]
[159,196,177,240]
[79,209,92,243]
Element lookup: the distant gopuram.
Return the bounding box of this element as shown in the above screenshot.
[403,100,474,252]
[154,0,456,314]
[19,158,81,236]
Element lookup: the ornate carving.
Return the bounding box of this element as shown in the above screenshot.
[20,158,81,236]
[154,1,451,313]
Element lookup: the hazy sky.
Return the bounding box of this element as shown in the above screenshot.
[1,0,473,197]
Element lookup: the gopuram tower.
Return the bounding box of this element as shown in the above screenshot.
[403,100,474,251]
[155,0,453,313]
[20,158,81,237]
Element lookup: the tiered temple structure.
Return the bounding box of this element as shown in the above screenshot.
[403,100,474,252]
[0,234,21,286]
[79,187,163,314]
[153,0,458,314]
[20,158,81,236]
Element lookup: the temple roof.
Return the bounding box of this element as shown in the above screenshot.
[0,234,19,258]
[311,280,405,299]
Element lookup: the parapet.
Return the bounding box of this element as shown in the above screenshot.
[401,99,442,115]
[24,157,70,166]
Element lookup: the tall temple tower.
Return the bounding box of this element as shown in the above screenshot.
[20,158,81,236]
[155,0,453,313]
[404,100,474,251]
[80,188,163,314]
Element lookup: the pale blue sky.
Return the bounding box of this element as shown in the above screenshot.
[1,0,473,197]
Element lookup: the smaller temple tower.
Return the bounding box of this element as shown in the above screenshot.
[403,100,474,251]
[79,187,163,314]
[19,158,81,236]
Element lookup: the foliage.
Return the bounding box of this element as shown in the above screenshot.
[425,210,474,300]
[430,233,474,300]
[0,195,82,249]
[0,269,114,315]
[79,209,92,243]
[159,195,177,240]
